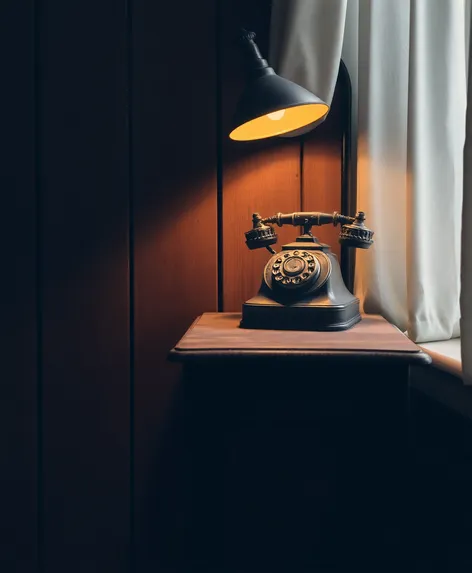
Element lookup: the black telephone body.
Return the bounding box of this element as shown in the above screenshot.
[242,211,373,331]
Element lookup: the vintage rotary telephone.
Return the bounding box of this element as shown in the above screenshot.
[241,210,374,331]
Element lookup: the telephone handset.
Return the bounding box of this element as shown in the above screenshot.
[241,210,373,331]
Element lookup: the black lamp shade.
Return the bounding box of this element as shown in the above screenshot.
[230,70,329,141]
[229,31,329,141]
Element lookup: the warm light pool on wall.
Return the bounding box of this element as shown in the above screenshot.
[229,30,330,141]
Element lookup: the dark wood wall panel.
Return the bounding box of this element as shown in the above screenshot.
[0,1,350,570]
[302,69,350,260]
[222,143,301,311]
[0,1,37,571]
[39,1,130,571]
[132,0,218,569]
[221,0,302,312]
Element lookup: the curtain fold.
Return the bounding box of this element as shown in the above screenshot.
[271,0,466,345]
[405,0,465,342]
[270,0,348,106]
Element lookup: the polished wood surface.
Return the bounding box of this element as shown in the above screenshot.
[222,142,301,312]
[171,313,431,361]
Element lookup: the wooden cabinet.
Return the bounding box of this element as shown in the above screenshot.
[169,313,431,573]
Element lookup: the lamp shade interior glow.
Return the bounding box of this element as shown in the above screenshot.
[230,102,329,141]
[267,109,286,120]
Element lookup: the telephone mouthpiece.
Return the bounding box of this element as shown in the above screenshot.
[245,223,278,250]
[339,211,374,249]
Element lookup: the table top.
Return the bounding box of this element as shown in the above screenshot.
[169,313,431,364]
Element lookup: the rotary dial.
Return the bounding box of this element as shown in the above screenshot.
[270,250,321,289]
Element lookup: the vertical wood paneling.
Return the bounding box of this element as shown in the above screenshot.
[39,1,130,571]
[302,70,350,260]
[0,2,37,571]
[132,0,218,569]
[0,1,352,568]
[221,0,302,312]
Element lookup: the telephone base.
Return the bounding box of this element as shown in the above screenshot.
[241,295,361,332]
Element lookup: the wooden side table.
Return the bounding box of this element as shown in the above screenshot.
[169,313,431,573]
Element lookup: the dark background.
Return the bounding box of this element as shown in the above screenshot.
[0,0,348,571]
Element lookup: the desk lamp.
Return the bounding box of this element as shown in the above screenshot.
[230,30,329,141]
[231,30,374,331]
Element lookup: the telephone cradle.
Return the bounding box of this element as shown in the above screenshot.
[242,210,374,331]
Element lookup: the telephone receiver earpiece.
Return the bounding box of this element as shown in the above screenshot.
[244,212,278,251]
[339,211,374,249]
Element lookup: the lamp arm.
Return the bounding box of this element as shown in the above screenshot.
[237,29,269,75]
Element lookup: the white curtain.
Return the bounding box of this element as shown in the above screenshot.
[270,0,347,106]
[270,0,467,345]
